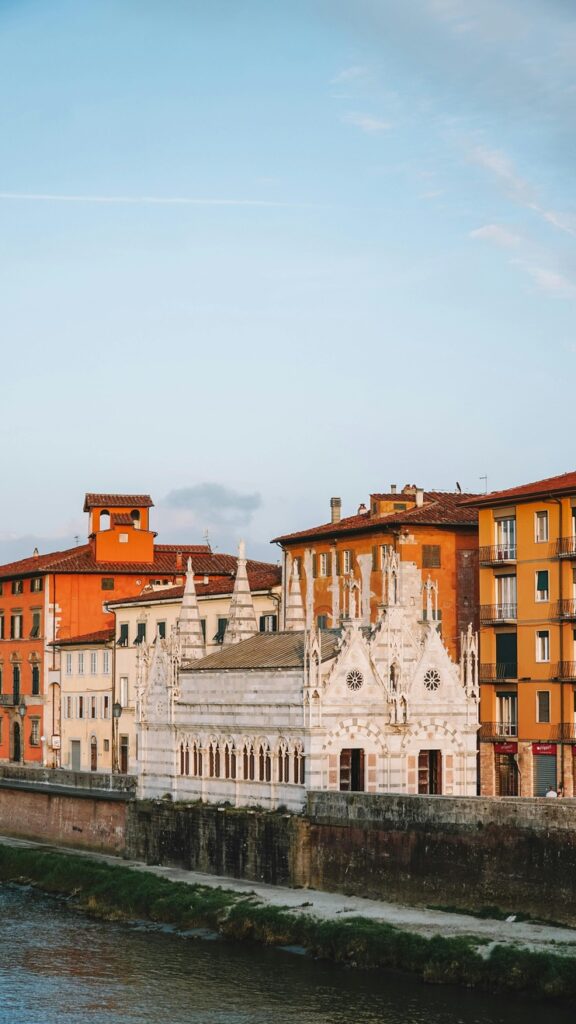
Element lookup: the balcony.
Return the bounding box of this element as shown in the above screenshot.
[479,663,518,682]
[556,536,576,559]
[560,723,576,742]
[552,599,576,621]
[479,544,517,566]
[480,603,517,625]
[479,721,518,740]
[0,693,19,707]
[553,662,576,680]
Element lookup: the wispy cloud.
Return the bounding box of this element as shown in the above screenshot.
[331,65,370,84]
[0,192,296,208]
[162,484,262,528]
[524,265,576,297]
[469,224,521,248]
[342,112,391,134]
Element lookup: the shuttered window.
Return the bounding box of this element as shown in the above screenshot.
[422,545,441,568]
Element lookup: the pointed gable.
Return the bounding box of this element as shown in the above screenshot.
[223,540,258,646]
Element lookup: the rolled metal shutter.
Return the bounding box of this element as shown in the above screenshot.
[533,754,557,796]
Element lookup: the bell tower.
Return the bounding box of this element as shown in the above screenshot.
[84,493,155,564]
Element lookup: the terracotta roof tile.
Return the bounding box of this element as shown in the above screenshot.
[83,493,154,511]
[50,627,115,647]
[462,470,576,507]
[107,565,282,607]
[272,492,478,544]
[191,630,340,671]
[111,513,134,526]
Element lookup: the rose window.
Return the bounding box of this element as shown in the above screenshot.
[346,669,364,691]
[423,669,440,692]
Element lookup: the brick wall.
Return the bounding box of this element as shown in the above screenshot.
[0,787,128,852]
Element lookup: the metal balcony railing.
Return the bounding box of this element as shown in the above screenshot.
[479,721,518,740]
[552,599,576,620]
[479,544,517,565]
[480,604,517,624]
[556,536,576,559]
[0,693,19,707]
[560,723,576,742]
[479,663,518,682]
[554,662,576,680]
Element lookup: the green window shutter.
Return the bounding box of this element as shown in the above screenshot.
[336,550,341,576]
[537,570,548,591]
[326,552,332,577]
[312,554,318,578]
[372,545,378,571]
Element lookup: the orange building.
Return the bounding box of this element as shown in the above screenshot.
[272,485,479,661]
[0,492,278,767]
[468,471,576,797]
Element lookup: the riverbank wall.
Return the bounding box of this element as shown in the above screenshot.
[2,767,576,924]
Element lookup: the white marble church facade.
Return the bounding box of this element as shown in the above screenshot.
[136,547,479,810]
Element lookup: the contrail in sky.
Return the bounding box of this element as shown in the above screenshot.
[0,191,293,207]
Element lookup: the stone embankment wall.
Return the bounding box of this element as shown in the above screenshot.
[0,766,134,853]
[2,769,576,924]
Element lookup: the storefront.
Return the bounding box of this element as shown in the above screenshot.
[494,741,518,796]
[532,742,557,796]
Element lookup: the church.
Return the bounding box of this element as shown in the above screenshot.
[136,545,480,810]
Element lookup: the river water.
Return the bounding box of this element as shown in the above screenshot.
[0,885,571,1024]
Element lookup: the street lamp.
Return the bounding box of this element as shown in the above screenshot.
[112,701,122,773]
[17,701,26,765]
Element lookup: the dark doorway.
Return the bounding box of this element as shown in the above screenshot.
[496,633,517,678]
[120,735,129,774]
[339,748,365,791]
[418,749,442,794]
[496,753,518,796]
[90,737,98,772]
[12,721,21,763]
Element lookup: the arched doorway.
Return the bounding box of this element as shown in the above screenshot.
[90,736,98,772]
[12,721,21,763]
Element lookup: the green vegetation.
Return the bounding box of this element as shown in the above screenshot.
[1,844,576,1002]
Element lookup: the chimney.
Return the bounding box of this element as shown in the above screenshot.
[330,497,342,524]
[390,484,397,494]
[175,550,183,570]
[357,503,367,515]
[415,488,424,507]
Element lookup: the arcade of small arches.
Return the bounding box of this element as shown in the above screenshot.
[178,736,306,786]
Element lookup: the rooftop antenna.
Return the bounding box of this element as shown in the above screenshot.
[74,535,79,546]
[479,475,488,494]
[203,528,211,551]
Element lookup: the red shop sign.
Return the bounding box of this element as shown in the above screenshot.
[532,743,557,755]
[495,742,518,754]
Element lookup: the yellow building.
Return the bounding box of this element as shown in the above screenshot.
[468,471,576,797]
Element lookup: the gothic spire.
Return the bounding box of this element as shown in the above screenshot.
[177,558,206,663]
[223,540,258,646]
[285,558,306,631]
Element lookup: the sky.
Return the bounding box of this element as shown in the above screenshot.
[1,0,575,563]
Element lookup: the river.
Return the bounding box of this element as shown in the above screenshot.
[0,884,571,1023]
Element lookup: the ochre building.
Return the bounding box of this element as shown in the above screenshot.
[272,485,478,661]
[467,471,576,797]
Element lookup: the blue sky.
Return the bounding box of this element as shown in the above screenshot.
[1,0,575,562]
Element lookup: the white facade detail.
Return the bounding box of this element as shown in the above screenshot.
[137,557,479,809]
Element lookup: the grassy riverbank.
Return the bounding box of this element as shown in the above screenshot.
[1,843,576,1002]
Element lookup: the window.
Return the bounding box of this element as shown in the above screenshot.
[342,549,352,574]
[10,614,23,639]
[497,692,517,736]
[317,614,328,629]
[536,630,550,662]
[30,577,43,593]
[65,696,72,719]
[156,620,166,639]
[118,623,129,646]
[90,651,98,675]
[11,580,23,595]
[422,545,441,569]
[102,694,110,718]
[78,652,85,675]
[535,570,549,602]
[30,611,41,639]
[78,696,84,719]
[102,650,110,674]
[90,696,97,719]
[214,618,228,644]
[103,739,110,752]
[12,664,20,696]
[0,718,2,743]
[30,718,40,745]
[101,578,115,591]
[0,666,2,693]
[135,622,146,645]
[0,614,4,639]
[0,583,2,595]
[31,664,40,696]
[495,516,516,559]
[537,691,551,723]
[119,676,128,708]
[200,619,207,641]
[496,575,517,615]
[318,552,330,577]
[65,653,72,675]
[259,614,277,633]
[535,511,549,543]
